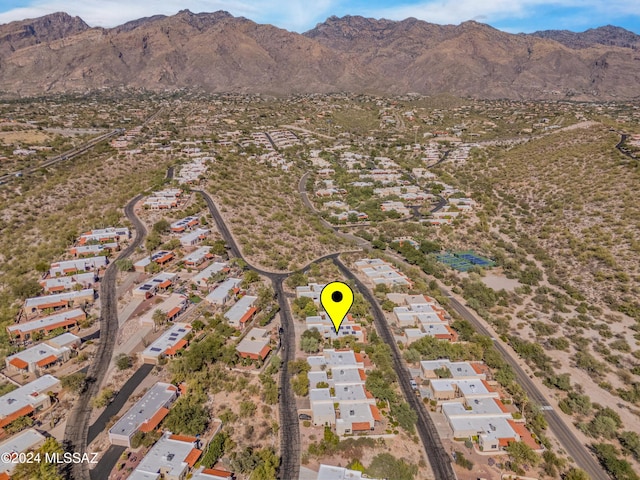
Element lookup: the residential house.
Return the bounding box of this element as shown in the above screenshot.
[0,375,60,429]
[236,328,271,361]
[140,324,192,364]
[128,431,202,480]
[108,383,178,447]
[7,309,86,341]
[0,429,46,477]
[205,278,242,306]
[49,257,107,277]
[224,295,258,329]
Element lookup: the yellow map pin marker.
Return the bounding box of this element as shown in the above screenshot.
[320,281,354,333]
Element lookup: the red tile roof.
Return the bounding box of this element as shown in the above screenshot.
[351,421,371,432]
[9,357,28,369]
[0,405,35,428]
[370,405,383,421]
[184,448,202,467]
[139,407,170,433]
[165,339,188,356]
[36,355,59,368]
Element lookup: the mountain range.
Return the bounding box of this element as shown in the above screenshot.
[1,10,639,100]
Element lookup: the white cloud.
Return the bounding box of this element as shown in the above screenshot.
[362,0,640,27]
[0,0,338,31]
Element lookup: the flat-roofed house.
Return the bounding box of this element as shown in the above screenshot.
[236,328,271,361]
[5,342,71,374]
[0,375,60,429]
[8,309,86,341]
[180,229,209,247]
[49,257,107,277]
[139,294,188,326]
[78,227,130,245]
[69,243,118,258]
[317,464,380,480]
[140,324,192,364]
[133,273,177,298]
[224,295,258,329]
[40,272,96,294]
[108,383,178,447]
[204,278,241,306]
[0,429,46,477]
[170,216,199,233]
[129,431,201,480]
[23,289,94,318]
[335,401,378,435]
[183,246,212,268]
[191,262,228,290]
[191,466,234,480]
[296,283,326,305]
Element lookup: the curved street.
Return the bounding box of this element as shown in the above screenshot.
[64,194,147,480]
[297,167,610,479]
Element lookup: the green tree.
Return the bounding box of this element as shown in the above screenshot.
[12,438,64,480]
[152,308,167,331]
[61,372,86,393]
[201,432,229,468]
[367,453,417,480]
[292,373,309,397]
[163,395,209,435]
[115,353,132,370]
[152,219,170,234]
[115,258,133,271]
[286,272,309,289]
[301,328,322,353]
[242,270,260,287]
[391,401,417,433]
[240,401,257,418]
[564,467,590,480]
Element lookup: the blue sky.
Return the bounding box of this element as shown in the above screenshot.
[0,0,638,34]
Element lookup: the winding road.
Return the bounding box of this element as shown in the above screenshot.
[64,194,147,480]
[194,189,300,479]
[334,258,457,480]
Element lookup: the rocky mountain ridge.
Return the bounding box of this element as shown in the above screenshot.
[0,10,639,100]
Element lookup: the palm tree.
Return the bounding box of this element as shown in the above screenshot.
[152,309,166,332]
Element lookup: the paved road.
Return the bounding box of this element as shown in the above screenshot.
[195,189,300,479]
[297,166,609,479]
[90,445,125,480]
[335,258,457,480]
[87,363,155,444]
[64,194,147,480]
[443,292,609,480]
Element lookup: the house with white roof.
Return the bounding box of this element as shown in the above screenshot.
[23,289,94,318]
[128,431,202,480]
[317,464,380,480]
[204,278,241,306]
[5,341,71,374]
[140,324,192,364]
[191,262,228,289]
[40,272,97,294]
[133,273,177,298]
[224,295,258,329]
[109,382,178,447]
[183,246,212,268]
[179,228,209,247]
[49,256,107,277]
[0,375,60,429]
[296,283,326,304]
[7,309,86,341]
[139,294,188,326]
[0,429,46,476]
